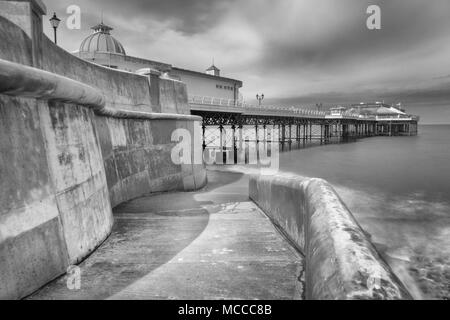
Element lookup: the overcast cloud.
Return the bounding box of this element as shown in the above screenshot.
[43,0,450,123]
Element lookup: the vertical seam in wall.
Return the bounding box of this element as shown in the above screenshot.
[36,99,70,265]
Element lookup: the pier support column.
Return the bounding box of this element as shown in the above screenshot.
[202,124,206,150]
[232,125,237,164]
[238,124,244,163]
[325,124,330,144]
[342,123,348,142]
[278,123,282,150]
[288,124,292,150]
[303,123,306,147]
[219,125,225,164]
[263,125,267,146]
[320,124,323,145]
[255,123,259,161]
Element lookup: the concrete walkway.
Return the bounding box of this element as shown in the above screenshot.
[28,170,303,300]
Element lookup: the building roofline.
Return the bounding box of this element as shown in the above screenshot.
[171,67,243,87]
[206,65,220,71]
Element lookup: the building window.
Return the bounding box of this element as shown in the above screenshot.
[216,84,235,91]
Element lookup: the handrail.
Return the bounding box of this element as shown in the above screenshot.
[189,95,329,118]
[188,95,419,121]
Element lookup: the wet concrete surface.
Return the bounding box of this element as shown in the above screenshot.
[28,170,303,300]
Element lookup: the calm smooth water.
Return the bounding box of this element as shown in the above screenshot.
[279,125,450,299]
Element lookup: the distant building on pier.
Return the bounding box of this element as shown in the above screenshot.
[329,102,419,136]
[349,102,408,117]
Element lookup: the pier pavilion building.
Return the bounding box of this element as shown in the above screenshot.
[74,21,243,102]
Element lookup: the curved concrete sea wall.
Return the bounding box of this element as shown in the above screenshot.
[0,5,206,300]
[249,174,412,300]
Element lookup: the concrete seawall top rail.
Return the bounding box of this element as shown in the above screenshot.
[0,58,105,108]
[0,58,201,122]
[249,173,412,300]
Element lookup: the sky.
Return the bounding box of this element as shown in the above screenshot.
[43,0,450,124]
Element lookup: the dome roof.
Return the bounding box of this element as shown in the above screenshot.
[79,22,126,55]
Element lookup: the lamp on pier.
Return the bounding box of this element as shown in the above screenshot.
[49,12,61,44]
[256,93,264,107]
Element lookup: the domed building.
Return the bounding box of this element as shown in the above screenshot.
[79,22,126,56]
[74,20,242,101]
[75,20,171,72]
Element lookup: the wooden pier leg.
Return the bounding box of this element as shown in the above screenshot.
[281,124,286,151]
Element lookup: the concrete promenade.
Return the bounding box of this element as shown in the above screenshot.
[28,171,304,300]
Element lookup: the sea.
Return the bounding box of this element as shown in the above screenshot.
[279,125,450,299]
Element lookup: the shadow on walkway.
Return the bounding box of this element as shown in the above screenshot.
[28,171,252,300]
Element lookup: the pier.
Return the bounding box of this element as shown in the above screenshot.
[189,96,419,163]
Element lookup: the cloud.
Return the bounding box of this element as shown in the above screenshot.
[42,0,450,122]
[433,75,450,80]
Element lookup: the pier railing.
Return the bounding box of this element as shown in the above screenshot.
[188,95,360,119]
[188,95,420,122]
[189,95,328,116]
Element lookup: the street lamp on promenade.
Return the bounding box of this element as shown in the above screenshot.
[256,94,264,107]
[49,12,61,44]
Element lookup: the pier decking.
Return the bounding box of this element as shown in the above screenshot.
[28,171,303,300]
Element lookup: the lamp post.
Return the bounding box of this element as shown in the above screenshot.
[256,94,264,107]
[49,12,61,44]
